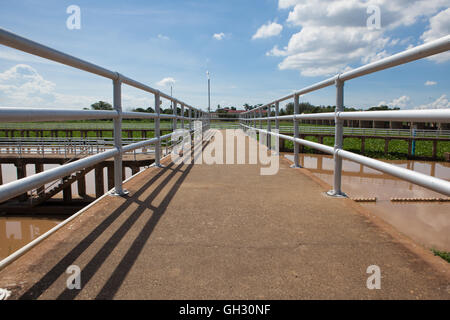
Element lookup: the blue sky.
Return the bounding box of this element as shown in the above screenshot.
[0,0,449,111]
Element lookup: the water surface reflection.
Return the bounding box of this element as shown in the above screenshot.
[0,217,62,260]
[286,154,450,251]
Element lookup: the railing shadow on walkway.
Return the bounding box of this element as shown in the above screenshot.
[19,137,210,300]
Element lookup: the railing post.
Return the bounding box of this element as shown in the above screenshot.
[181,104,185,130]
[275,102,279,131]
[202,111,205,130]
[292,93,301,168]
[251,111,254,128]
[208,110,211,130]
[188,107,192,131]
[173,101,177,131]
[259,108,262,130]
[327,76,346,197]
[111,74,128,196]
[154,91,163,168]
[267,106,272,148]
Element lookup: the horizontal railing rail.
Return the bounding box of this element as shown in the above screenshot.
[0,122,182,130]
[239,125,450,138]
[246,109,450,122]
[240,35,450,197]
[0,137,167,156]
[0,28,211,203]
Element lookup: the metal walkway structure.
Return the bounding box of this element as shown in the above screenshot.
[0,28,449,299]
[0,130,449,299]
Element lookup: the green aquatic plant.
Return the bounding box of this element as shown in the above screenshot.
[431,248,450,263]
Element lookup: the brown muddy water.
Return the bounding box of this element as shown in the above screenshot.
[286,154,450,252]
[0,164,142,260]
[0,217,62,260]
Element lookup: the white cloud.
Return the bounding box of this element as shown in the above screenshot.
[0,64,96,108]
[157,34,170,40]
[425,80,437,86]
[157,77,176,87]
[213,32,226,40]
[266,45,287,57]
[0,64,154,109]
[278,0,302,9]
[375,94,450,110]
[377,95,411,109]
[121,93,153,109]
[0,64,54,94]
[415,94,450,109]
[420,8,450,62]
[390,95,411,108]
[270,1,450,77]
[252,21,283,39]
[273,25,390,76]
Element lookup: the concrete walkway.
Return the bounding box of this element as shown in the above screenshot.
[0,129,449,299]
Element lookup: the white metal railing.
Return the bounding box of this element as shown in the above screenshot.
[0,27,211,203]
[0,122,180,130]
[241,35,450,197]
[242,125,450,138]
[0,136,171,155]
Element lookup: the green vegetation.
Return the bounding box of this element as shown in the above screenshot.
[431,249,450,263]
[283,136,450,160]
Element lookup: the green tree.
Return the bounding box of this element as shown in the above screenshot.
[90,101,113,110]
[285,102,294,115]
[368,105,400,111]
[162,108,173,115]
[132,107,155,113]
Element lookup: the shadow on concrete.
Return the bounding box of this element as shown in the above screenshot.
[20,137,209,300]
